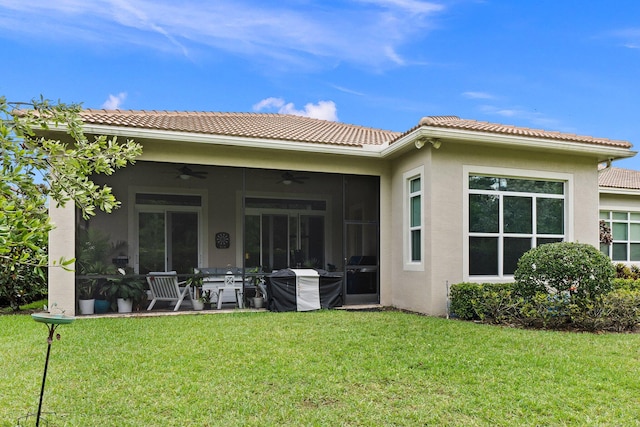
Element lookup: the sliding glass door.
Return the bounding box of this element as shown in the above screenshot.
[137,210,200,274]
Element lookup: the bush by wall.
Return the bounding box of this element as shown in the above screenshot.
[450,282,640,332]
[513,242,615,307]
[449,282,516,323]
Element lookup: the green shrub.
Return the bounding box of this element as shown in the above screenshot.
[602,289,640,332]
[519,292,572,329]
[513,242,615,307]
[450,282,516,323]
[474,283,518,324]
[612,278,640,292]
[449,282,482,320]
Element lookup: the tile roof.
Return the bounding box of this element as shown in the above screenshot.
[408,116,632,149]
[78,110,632,151]
[599,167,640,190]
[79,110,399,147]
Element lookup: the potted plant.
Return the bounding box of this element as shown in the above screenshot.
[248,267,266,309]
[76,280,96,315]
[76,227,128,314]
[188,272,205,310]
[200,289,213,310]
[102,269,147,313]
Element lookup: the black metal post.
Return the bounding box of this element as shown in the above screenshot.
[36,323,57,427]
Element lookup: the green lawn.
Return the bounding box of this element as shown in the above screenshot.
[1,309,639,426]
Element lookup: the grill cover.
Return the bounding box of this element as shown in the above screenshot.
[267,268,343,312]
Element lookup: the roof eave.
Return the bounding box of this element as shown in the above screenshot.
[599,186,640,196]
[383,126,636,162]
[78,124,386,158]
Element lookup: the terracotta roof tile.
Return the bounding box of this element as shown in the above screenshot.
[80,110,399,147]
[599,167,640,190]
[397,115,632,148]
[78,110,633,151]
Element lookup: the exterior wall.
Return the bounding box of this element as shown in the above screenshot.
[599,192,640,210]
[390,141,600,316]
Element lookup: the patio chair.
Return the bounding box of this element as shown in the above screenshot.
[146,271,192,311]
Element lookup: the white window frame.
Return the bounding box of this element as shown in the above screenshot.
[463,166,573,281]
[403,166,424,271]
[599,208,640,263]
[128,187,208,274]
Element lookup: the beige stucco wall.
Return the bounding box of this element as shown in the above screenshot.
[390,141,601,316]
[599,192,640,211]
[49,202,76,316]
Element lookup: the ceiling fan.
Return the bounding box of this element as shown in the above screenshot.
[277,171,309,185]
[177,165,208,180]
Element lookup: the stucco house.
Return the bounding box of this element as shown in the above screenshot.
[46,111,636,316]
[599,167,640,264]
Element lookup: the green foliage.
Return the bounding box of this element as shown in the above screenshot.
[602,289,640,332]
[513,242,615,306]
[0,96,142,310]
[451,280,640,332]
[612,277,640,291]
[474,283,519,324]
[101,276,147,310]
[450,282,518,323]
[449,282,482,320]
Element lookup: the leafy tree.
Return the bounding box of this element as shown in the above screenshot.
[0,96,142,310]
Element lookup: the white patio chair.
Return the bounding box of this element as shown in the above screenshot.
[216,272,244,309]
[146,271,192,311]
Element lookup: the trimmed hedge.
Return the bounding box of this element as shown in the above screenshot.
[450,282,640,332]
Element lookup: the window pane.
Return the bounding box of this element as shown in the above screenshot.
[504,237,532,275]
[631,244,640,261]
[631,223,640,241]
[537,198,564,234]
[600,243,610,256]
[138,212,165,274]
[612,243,627,261]
[411,230,421,261]
[502,178,564,194]
[410,195,421,227]
[503,196,532,234]
[631,213,640,221]
[612,212,627,220]
[537,237,563,246]
[613,223,628,240]
[410,177,421,193]
[469,194,499,233]
[469,237,498,275]
[599,211,610,220]
[469,175,499,191]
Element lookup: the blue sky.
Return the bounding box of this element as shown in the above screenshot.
[2,0,640,168]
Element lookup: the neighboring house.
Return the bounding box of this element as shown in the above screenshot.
[599,167,640,264]
[46,111,635,316]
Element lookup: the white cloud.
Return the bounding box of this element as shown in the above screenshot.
[102,92,127,109]
[462,91,495,100]
[253,97,338,121]
[479,104,564,130]
[0,0,447,70]
[252,97,285,111]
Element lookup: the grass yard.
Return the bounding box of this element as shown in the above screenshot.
[1,309,640,426]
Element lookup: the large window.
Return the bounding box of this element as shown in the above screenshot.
[600,211,640,262]
[468,175,565,277]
